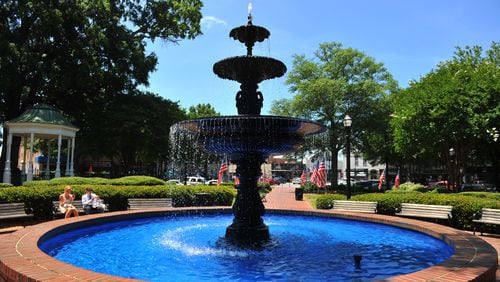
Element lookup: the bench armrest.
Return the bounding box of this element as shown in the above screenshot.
[472,211,482,220]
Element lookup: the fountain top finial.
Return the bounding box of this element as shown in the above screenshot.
[247,1,253,25]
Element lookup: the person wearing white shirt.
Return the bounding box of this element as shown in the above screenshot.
[81,187,104,214]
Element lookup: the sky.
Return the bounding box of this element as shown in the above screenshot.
[144,0,500,116]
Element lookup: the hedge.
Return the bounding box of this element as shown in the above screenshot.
[0,184,235,219]
[22,175,165,187]
[316,191,500,230]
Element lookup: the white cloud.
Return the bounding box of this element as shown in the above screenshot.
[201,16,227,29]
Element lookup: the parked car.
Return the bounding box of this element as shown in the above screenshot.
[259,177,278,185]
[338,178,357,185]
[461,181,496,192]
[356,180,379,190]
[428,180,458,190]
[206,179,218,185]
[186,176,206,185]
[292,177,301,185]
[273,176,288,184]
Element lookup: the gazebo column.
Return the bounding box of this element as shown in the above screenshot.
[27,133,34,181]
[20,137,27,181]
[70,137,75,176]
[55,134,62,178]
[65,139,70,176]
[2,133,13,183]
[45,142,51,179]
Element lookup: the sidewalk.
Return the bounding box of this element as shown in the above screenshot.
[264,184,313,210]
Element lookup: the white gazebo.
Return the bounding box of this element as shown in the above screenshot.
[2,104,79,184]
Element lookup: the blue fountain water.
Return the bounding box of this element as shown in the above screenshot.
[39,213,453,281]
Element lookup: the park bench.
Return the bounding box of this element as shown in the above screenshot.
[0,202,34,222]
[128,198,173,210]
[395,203,453,224]
[53,200,84,217]
[53,200,108,217]
[472,208,500,235]
[332,200,378,214]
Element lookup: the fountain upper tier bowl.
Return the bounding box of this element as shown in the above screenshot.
[171,115,325,158]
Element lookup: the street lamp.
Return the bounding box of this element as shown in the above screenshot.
[343,115,352,199]
[449,148,455,192]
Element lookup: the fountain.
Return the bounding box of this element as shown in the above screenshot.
[171,5,324,245]
[4,6,498,282]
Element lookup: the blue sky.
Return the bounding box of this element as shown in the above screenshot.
[145,0,500,115]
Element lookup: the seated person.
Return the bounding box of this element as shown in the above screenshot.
[59,185,79,218]
[81,187,104,215]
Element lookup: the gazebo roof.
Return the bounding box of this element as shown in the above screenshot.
[9,104,76,127]
[5,104,79,138]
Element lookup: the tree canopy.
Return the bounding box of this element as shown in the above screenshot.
[0,0,203,178]
[187,103,220,119]
[391,42,499,187]
[271,42,397,184]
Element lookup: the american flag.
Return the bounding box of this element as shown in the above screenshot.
[314,160,327,188]
[378,169,386,190]
[310,161,318,184]
[394,169,400,189]
[300,170,307,186]
[217,162,228,186]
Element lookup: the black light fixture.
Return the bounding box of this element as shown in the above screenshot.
[343,115,352,199]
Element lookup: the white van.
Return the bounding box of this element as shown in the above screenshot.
[186,176,206,185]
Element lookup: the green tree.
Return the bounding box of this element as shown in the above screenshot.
[0,0,202,179]
[79,93,186,176]
[187,103,220,119]
[271,42,397,185]
[391,42,500,190]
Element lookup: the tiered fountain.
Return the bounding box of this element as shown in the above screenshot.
[171,8,325,245]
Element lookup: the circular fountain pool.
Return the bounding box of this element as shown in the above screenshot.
[39,213,453,281]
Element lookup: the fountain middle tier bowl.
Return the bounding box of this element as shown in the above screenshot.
[213,56,287,83]
[171,115,325,157]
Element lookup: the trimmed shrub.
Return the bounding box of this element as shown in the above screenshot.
[23,175,166,187]
[0,183,14,188]
[23,177,110,187]
[315,193,346,209]
[109,176,166,186]
[394,182,427,192]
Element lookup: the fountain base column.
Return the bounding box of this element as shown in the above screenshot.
[225,155,269,245]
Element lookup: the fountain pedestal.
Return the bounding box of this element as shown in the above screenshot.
[225,155,269,244]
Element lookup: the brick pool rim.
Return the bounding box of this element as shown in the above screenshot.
[0,207,497,281]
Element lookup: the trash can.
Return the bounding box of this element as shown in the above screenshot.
[295,187,304,201]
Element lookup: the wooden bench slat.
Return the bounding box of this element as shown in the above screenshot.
[396,203,452,223]
[128,198,173,210]
[332,200,377,214]
[0,202,33,222]
[473,208,500,235]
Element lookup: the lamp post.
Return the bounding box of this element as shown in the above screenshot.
[343,115,352,199]
[449,148,455,192]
